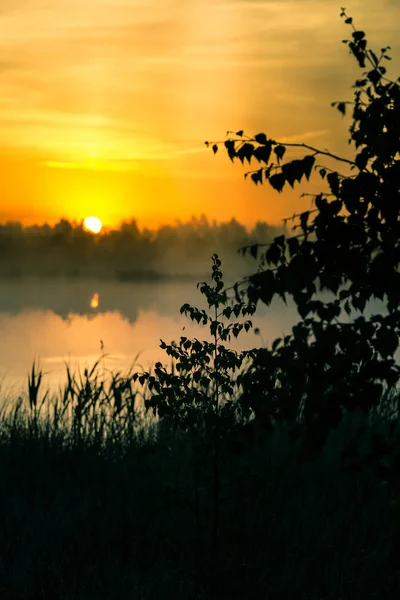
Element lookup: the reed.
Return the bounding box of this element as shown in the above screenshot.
[0,360,399,600]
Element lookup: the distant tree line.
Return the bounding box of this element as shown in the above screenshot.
[0,216,285,281]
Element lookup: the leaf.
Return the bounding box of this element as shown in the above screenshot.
[272,338,282,351]
[250,270,277,306]
[354,78,368,87]
[237,143,255,164]
[251,169,263,185]
[327,172,340,197]
[222,306,232,319]
[274,235,286,249]
[369,50,379,66]
[250,244,258,259]
[266,243,281,266]
[302,155,316,181]
[254,143,272,164]
[212,144,218,154]
[355,147,370,171]
[254,132,268,144]
[375,327,399,358]
[352,294,367,313]
[269,173,286,193]
[287,236,300,257]
[282,160,304,188]
[236,130,244,136]
[329,199,343,215]
[224,139,236,161]
[274,145,286,162]
[367,69,382,85]
[352,30,365,41]
[244,321,252,332]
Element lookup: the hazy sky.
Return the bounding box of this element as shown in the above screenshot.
[0,0,398,228]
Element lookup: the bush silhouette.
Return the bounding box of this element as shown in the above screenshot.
[207,9,400,463]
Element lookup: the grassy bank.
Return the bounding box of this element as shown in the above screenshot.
[0,364,400,599]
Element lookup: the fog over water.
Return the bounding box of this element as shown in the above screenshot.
[0,217,390,395]
[0,278,303,394]
[0,276,390,397]
[0,217,294,393]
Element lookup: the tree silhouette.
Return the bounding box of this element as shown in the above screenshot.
[0,216,282,280]
[207,9,400,461]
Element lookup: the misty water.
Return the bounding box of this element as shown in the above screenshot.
[0,277,304,396]
[0,277,390,397]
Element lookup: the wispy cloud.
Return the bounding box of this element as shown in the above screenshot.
[44,159,136,171]
[279,129,330,144]
[0,0,398,224]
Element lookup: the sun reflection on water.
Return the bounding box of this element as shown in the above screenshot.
[90,293,99,309]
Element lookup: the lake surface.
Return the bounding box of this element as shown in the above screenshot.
[0,278,304,396]
[0,278,389,397]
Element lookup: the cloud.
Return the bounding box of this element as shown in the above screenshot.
[44,159,136,171]
[279,129,330,143]
[0,0,398,166]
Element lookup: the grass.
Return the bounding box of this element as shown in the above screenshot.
[0,360,399,599]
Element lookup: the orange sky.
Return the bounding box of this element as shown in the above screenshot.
[0,0,399,229]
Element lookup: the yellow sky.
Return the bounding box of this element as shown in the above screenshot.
[0,0,399,228]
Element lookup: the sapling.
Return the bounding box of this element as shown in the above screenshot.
[133,253,256,589]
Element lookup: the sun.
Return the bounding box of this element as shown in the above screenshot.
[83,216,103,234]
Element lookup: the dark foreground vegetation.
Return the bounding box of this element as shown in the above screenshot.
[2,9,400,599]
[1,366,400,600]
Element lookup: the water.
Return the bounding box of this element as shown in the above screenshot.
[0,278,301,395]
[0,277,391,398]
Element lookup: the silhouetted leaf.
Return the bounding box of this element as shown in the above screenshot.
[250,244,258,259]
[375,326,399,358]
[266,243,281,266]
[354,78,368,87]
[251,169,263,185]
[273,145,286,162]
[369,49,379,66]
[302,155,316,180]
[352,30,365,41]
[255,132,268,144]
[287,236,300,257]
[224,139,236,161]
[327,172,340,197]
[269,173,286,192]
[368,69,382,86]
[254,143,272,164]
[355,147,370,170]
[330,199,343,215]
[282,160,304,187]
[237,143,255,164]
